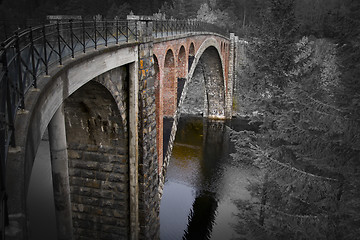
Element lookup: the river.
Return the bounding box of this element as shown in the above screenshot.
[160,115,259,240]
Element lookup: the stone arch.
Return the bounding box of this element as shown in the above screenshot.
[64,79,129,239]
[6,46,137,238]
[163,49,177,117]
[199,47,225,118]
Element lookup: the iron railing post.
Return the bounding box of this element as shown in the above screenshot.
[56,21,62,65]
[29,27,37,87]
[94,20,97,49]
[70,20,74,58]
[161,21,163,37]
[1,46,15,148]
[125,20,129,42]
[116,20,119,44]
[177,20,179,34]
[105,20,108,47]
[167,21,169,36]
[42,24,48,75]
[82,19,86,53]
[15,32,25,109]
[154,20,157,38]
[171,21,173,36]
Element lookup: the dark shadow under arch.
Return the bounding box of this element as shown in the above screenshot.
[188,43,195,71]
[193,46,225,118]
[64,80,130,239]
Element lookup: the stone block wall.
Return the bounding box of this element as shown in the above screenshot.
[68,145,129,239]
[137,21,160,240]
[64,68,130,240]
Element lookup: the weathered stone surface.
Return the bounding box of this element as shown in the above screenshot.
[137,32,161,239]
[65,73,130,239]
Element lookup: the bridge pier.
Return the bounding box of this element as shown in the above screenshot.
[135,19,160,239]
[225,33,236,119]
[48,104,73,240]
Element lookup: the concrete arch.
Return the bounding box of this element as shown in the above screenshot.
[185,37,226,119]
[6,45,137,238]
[163,49,177,116]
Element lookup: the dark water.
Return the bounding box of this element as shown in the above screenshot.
[160,116,258,240]
[27,116,257,240]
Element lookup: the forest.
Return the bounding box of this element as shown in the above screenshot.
[1,0,359,239]
[230,0,360,239]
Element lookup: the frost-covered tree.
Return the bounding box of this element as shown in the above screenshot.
[196,3,230,29]
[231,0,360,238]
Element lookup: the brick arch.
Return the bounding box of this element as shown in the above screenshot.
[163,49,177,116]
[177,45,187,79]
[6,46,136,238]
[164,49,175,67]
[189,42,195,56]
[199,46,226,118]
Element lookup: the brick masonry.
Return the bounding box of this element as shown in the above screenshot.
[152,33,233,185]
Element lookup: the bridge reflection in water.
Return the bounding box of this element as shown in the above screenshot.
[160,116,258,240]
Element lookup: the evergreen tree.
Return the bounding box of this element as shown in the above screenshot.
[232,0,360,238]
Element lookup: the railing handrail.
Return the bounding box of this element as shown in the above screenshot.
[0,18,228,237]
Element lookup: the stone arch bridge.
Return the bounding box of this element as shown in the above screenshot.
[0,16,240,239]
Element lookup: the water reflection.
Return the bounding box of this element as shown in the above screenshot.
[160,116,258,240]
[183,191,218,240]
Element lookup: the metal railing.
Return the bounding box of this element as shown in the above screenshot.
[152,19,228,38]
[0,18,228,237]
